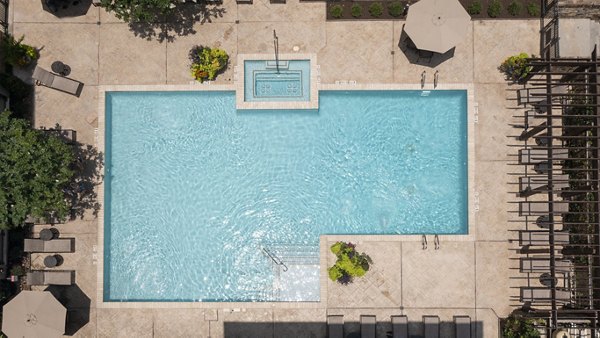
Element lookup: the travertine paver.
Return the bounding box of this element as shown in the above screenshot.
[402,241,475,308]
[8,0,580,334]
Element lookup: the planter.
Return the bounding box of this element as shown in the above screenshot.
[327,1,408,20]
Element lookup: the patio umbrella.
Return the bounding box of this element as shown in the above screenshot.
[41,0,92,17]
[404,0,471,54]
[2,291,66,338]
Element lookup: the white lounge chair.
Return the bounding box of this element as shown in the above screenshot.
[519,175,569,193]
[519,201,569,216]
[32,66,82,96]
[519,231,570,246]
[454,316,471,338]
[423,316,439,338]
[327,315,344,338]
[27,270,74,285]
[519,148,568,164]
[520,287,571,303]
[520,258,573,273]
[24,238,73,253]
[391,315,408,338]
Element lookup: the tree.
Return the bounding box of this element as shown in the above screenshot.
[99,0,177,23]
[0,111,75,229]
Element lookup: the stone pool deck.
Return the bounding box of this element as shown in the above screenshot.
[8,0,595,336]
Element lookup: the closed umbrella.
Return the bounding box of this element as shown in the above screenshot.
[404,0,471,54]
[2,291,66,338]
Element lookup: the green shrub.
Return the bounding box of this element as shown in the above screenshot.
[369,2,384,17]
[487,0,502,17]
[527,3,540,16]
[351,4,362,18]
[0,74,32,119]
[499,52,533,82]
[507,0,522,16]
[502,315,542,338]
[188,46,229,83]
[388,1,403,17]
[0,34,39,68]
[330,4,344,18]
[467,0,482,15]
[327,242,372,284]
[9,265,25,276]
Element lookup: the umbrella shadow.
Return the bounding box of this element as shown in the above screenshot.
[45,284,91,336]
[398,26,456,68]
[42,0,92,18]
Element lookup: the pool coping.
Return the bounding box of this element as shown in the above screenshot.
[235,53,319,110]
[96,82,475,309]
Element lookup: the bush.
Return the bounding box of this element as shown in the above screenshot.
[0,74,32,119]
[327,242,372,285]
[0,34,39,68]
[330,4,343,18]
[388,1,403,17]
[499,52,533,82]
[507,0,522,16]
[487,0,502,17]
[527,3,540,16]
[9,265,25,277]
[369,2,384,17]
[188,46,229,83]
[467,0,482,15]
[502,315,541,338]
[351,4,362,18]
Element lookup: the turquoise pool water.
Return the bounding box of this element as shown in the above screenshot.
[104,90,468,302]
[244,60,310,102]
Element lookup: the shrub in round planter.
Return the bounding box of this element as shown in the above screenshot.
[351,4,362,18]
[330,4,344,18]
[328,241,372,285]
[499,52,533,82]
[487,0,502,17]
[369,2,384,18]
[189,45,229,83]
[1,34,39,68]
[388,1,403,17]
[467,0,481,15]
[507,0,522,16]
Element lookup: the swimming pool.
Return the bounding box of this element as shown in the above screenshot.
[103,90,468,302]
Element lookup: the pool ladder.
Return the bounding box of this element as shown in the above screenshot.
[262,247,289,272]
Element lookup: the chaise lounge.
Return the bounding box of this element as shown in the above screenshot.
[361,315,376,338]
[24,238,74,253]
[391,315,408,338]
[520,257,573,273]
[32,66,83,96]
[327,315,344,338]
[519,174,569,194]
[520,287,571,303]
[519,230,570,246]
[519,148,568,165]
[423,316,440,338]
[518,201,569,216]
[26,270,74,286]
[454,316,471,338]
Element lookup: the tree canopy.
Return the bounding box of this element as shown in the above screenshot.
[0,111,75,229]
[99,0,176,23]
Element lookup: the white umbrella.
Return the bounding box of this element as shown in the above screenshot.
[404,0,471,54]
[2,291,66,338]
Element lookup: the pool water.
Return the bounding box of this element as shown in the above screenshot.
[244,60,310,102]
[104,90,468,302]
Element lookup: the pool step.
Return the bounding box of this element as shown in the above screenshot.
[265,60,289,70]
[264,243,320,266]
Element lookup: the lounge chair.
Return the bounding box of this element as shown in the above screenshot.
[32,66,82,96]
[517,86,566,108]
[520,287,571,303]
[24,238,74,253]
[327,315,344,338]
[518,201,569,216]
[519,175,569,193]
[391,315,408,338]
[519,148,568,164]
[454,316,471,338]
[423,316,439,338]
[519,231,570,246]
[520,257,573,273]
[26,270,74,286]
[361,315,376,338]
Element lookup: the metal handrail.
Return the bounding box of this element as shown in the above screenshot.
[262,247,288,272]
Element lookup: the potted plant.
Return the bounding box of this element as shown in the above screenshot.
[188,45,229,83]
[499,53,533,82]
[328,241,372,284]
[501,313,542,338]
[1,34,39,68]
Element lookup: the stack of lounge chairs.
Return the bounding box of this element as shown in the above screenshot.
[24,234,76,286]
[326,314,471,338]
